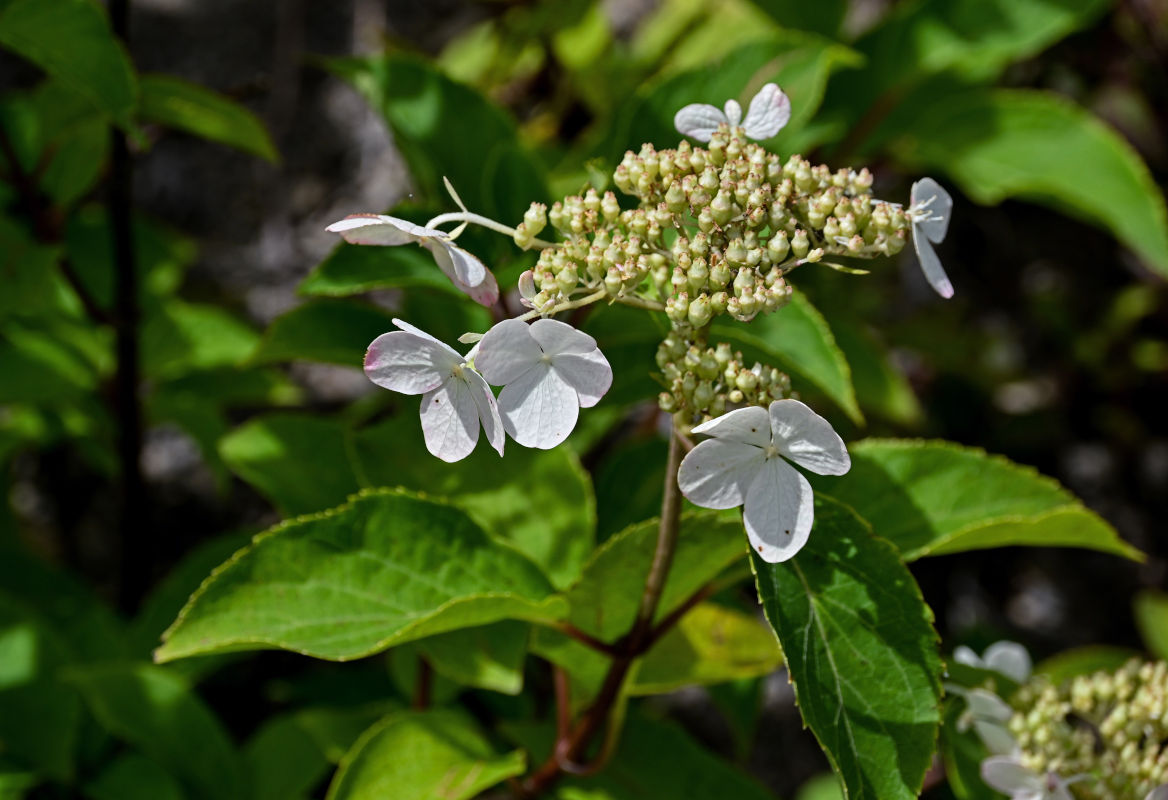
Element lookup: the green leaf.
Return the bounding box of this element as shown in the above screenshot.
[299,240,463,298]
[743,0,847,37]
[326,709,525,800]
[142,300,260,379]
[245,703,395,800]
[939,699,996,800]
[752,496,942,800]
[416,621,529,695]
[66,663,244,800]
[713,288,862,424]
[0,0,136,126]
[896,89,1168,278]
[1135,590,1168,661]
[139,74,277,162]
[86,754,185,800]
[566,512,746,643]
[632,602,782,695]
[1033,645,1141,686]
[797,774,846,800]
[155,489,564,663]
[0,216,61,322]
[815,439,1144,561]
[250,299,395,367]
[831,320,922,427]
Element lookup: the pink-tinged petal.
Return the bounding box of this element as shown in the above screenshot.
[391,318,463,359]
[496,363,579,449]
[364,331,460,395]
[325,214,440,246]
[910,178,952,243]
[768,399,850,476]
[979,757,1043,795]
[743,458,814,563]
[457,266,499,307]
[983,641,1031,684]
[723,98,743,126]
[476,319,542,386]
[554,349,612,408]
[674,103,728,142]
[419,379,480,462]
[913,227,954,300]
[425,238,487,288]
[529,318,597,356]
[741,83,791,140]
[677,438,765,510]
[466,369,504,457]
[692,405,771,448]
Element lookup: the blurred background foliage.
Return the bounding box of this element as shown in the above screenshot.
[0,0,1166,797]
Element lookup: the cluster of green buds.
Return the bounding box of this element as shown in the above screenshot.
[655,333,791,420]
[1007,659,1168,798]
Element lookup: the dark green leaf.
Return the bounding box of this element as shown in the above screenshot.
[85,754,185,800]
[1135,590,1168,661]
[744,0,847,37]
[155,489,565,663]
[250,299,395,368]
[139,74,277,162]
[815,439,1143,561]
[939,699,996,800]
[416,621,529,695]
[752,496,942,799]
[299,241,463,298]
[1033,645,1141,686]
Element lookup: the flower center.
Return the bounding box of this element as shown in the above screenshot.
[764,444,780,460]
[539,353,553,365]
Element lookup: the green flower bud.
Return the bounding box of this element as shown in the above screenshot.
[687,257,709,293]
[791,229,810,259]
[709,257,732,288]
[767,230,790,262]
[697,206,717,233]
[601,191,621,222]
[658,392,678,413]
[688,295,712,327]
[693,380,715,410]
[604,267,623,295]
[711,190,735,226]
[709,290,729,314]
[665,180,687,213]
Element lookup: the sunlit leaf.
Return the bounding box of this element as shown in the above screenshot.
[139,74,277,162]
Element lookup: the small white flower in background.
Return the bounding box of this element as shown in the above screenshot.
[980,756,1082,800]
[677,399,850,563]
[954,641,1032,683]
[474,319,612,449]
[364,319,504,463]
[953,687,1017,756]
[326,214,499,307]
[674,83,792,143]
[908,177,955,299]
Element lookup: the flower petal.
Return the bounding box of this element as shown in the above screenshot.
[465,369,504,457]
[691,405,771,448]
[419,378,480,462]
[973,719,1019,757]
[423,239,498,307]
[913,225,954,300]
[952,645,982,670]
[966,689,1013,723]
[723,98,743,126]
[743,457,814,563]
[364,331,460,394]
[768,399,850,476]
[457,266,500,307]
[326,214,440,245]
[529,318,597,355]
[677,438,765,510]
[910,178,952,243]
[980,757,1043,794]
[475,319,543,386]
[983,641,1032,684]
[497,363,579,449]
[674,103,728,142]
[391,318,464,359]
[741,83,791,140]
[554,350,612,408]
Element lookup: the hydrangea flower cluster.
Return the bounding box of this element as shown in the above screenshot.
[326,82,956,563]
[980,659,1168,800]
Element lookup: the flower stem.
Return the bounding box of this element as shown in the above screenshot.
[424,211,558,249]
[520,421,685,797]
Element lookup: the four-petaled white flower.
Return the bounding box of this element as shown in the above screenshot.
[980,756,1081,800]
[364,319,504,463]
[326,214,499,307]
[908,178,955,299]
[674,83,792,143]
[474,319,612,449]
[953,640,1032,684]
[677,399,850,562]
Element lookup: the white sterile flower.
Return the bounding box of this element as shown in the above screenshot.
[953,641,1032,684]
[474,318,612,449]
[674,82,792,143]
[954,688,1018,756]
[364,319,503,463]
[326,214,499,307]
[980,757,1081,800]
[908,177,955,299]
[677,399,850,563]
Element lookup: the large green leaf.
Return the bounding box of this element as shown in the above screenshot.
[815,439,1143,561]
[154,489,565,663]
[142,300,260,379]
[744,0,847,37]
[139,74,277,162]
[752,497,942,800]
[250,299,395,368]
[245,703,395,800]
[86,754,185,800]
[713,288,861,424]
[66,664,244,800]
[0,216,61,322]
[566,512,746,642]
[896,89,1168,278]
[0,0,136,126]
[326,710,525,800]
[415,621,529,696]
